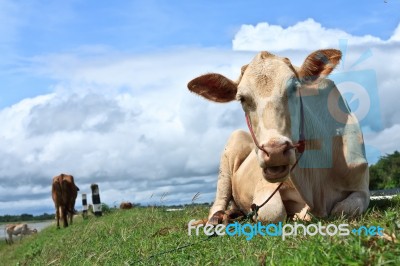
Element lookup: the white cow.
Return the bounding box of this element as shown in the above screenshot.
[5,223,37,244]
[188,49,369,223]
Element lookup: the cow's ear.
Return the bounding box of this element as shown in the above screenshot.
[187,73,237,103]
[299,49,341,84]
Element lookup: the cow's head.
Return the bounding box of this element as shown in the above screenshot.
[188,49,341,182]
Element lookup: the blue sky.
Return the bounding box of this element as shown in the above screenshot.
[2,0,400,107]
[0,0,400,215]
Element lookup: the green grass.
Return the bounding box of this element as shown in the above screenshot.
[1,198,400,266]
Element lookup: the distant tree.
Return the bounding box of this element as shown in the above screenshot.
[34,213,54,221]
[0,215,13,222]
[20,213,34,221]
[0,212,54,222]
[369,151,400,190]
[101,203,111,213]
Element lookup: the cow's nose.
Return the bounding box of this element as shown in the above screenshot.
[261,140,291,165]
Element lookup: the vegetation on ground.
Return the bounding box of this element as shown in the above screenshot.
[1,197,399,265]
[1,151,399,264]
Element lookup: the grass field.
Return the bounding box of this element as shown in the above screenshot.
[1,198,399,266]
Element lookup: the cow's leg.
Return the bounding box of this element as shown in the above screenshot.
[69,212,73,225]
[55,205,60,229]
[70,201,75,225]
[225,201,245,222]
[287,203,311,221]
[20,225,27,242]
[208,202,246,225]
[331,163,370,217]
[280,187,310,221]
[331,190,370,217]
[62,206,68,228]
[67,204,73,226]
[208,130,253,224]
[7,233,13,244]
[253,185,286,223]
[208,151,233,222]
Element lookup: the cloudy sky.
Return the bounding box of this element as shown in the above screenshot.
[0,0,399,215]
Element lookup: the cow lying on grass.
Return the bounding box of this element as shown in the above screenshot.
[5,223,37,244]
[188,49,369,224]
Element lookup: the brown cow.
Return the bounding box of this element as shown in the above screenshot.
[52,173,79,228]
[120,202,133,209]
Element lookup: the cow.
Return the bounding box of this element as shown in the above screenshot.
[120,202,133,209]
[52,173,80,228]
[5,223,37,244]
[187,49,370,224]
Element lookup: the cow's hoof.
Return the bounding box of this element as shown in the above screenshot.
[208,210,225,225]
[331,200,362,218]
[225,209,245,220]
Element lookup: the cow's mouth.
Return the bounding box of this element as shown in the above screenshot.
[263,165,290,182]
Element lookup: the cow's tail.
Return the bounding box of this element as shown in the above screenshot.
[60,177,74,214]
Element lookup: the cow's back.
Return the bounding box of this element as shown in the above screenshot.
[52,174,78,209]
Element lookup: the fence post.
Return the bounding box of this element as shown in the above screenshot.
[91,184,102,217]
[82,193,88,218]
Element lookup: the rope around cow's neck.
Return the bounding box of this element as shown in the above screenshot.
[244,90,306,221]
[245,152,304,221]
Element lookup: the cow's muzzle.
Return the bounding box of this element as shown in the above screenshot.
[263,165,290,181]
[260,140,293,182]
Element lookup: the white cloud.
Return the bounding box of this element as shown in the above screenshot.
[1,19,400,215]
[390,23,400,42]
[0,48,252,214]
[366,124,400,155]
[233,19,395,52]
[233,18,400,164]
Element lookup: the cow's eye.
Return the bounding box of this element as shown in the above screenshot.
[237,95,256,111]
[238,95,251,106]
